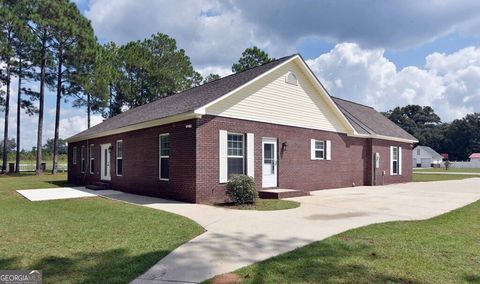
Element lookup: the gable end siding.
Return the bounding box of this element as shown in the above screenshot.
[205,61,349,134]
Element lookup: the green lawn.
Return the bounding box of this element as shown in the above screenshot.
[413,173,480,182]
[414,168,480,173]
[0,173,203,283]
[225,200,480,283]
[216,199,300,211]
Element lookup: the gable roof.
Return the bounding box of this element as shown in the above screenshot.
[414,146,443,160]
[67,55,296,142]
[67,54,417,143]
[332,97,417,141]
[469,153,480,159]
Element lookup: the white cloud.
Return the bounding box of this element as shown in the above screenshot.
[83,0,480,70]
[306,43,480,122]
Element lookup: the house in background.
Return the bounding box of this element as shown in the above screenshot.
[66,54,417,204]
[412,146,443,168]
[469,153,480,161]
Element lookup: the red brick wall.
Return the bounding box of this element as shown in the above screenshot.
[371,139,413,185]
[196,115,382,203]
[68,119,198,202]
[68,115,413,204]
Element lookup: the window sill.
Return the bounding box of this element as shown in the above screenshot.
[159,178,169,181]
[311,158,325,160]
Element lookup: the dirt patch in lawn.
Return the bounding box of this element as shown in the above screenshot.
[211,273,241,284]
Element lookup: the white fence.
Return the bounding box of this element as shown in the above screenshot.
[443,160,480,169]
[16,164,68,172]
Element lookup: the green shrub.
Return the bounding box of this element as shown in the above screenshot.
[226,175,258,204]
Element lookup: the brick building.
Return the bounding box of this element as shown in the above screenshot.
[66,54,417,203]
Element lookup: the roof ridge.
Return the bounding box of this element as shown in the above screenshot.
[330,96,374,109]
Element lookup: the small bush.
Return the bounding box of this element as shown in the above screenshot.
[226,175,258,204]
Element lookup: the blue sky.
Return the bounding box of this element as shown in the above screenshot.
[3,0,480,150]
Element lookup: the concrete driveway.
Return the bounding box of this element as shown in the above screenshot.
[111,178,480,283]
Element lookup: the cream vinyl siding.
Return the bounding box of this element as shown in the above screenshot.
[205,61,349,134]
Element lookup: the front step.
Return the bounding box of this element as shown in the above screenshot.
[86,181,111,190]
[258,188,309,199]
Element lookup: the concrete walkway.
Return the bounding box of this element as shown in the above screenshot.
[99,178,480,284]
[17,187,122,201]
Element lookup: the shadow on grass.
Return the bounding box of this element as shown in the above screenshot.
[234,239,415,284]
[24,248,171,283]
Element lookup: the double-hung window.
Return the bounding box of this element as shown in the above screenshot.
[227,134,244,178]
[80,146,86,173]
[159,134,170,180]
[391,146,399,175]
[116,140,123,176]
[314,140,325,159]
[89,144,95,174]
[311,139,331,160]
[72,147,77,165]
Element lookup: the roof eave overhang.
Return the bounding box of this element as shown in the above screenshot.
[352,133,418,144]
[66,112,202,143]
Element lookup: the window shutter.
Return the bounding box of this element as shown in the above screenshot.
[247,133,254,178]
[399,146,402,175]
[326,140,332,160]
[310,139,316,160]
[219,130,228,183]
[390,146,394,175]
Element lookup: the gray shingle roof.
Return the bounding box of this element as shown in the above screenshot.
[68,54,417,143]
[331,96,417,141]
[67,55,296,141]
[415,146,443,159]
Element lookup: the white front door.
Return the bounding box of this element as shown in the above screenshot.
[262,138,277,188]
[101,144,111,181]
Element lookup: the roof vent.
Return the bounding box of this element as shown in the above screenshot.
[285,71,298,85]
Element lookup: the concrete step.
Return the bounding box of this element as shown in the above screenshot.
[258,188,309,199]
[86,181,111,190]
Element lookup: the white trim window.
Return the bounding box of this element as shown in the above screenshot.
[89,144,95,174]
[159,133,170,180]
[80,146,86,173]
[313,140,325,159]
[116,140,123,176]
[311,139,331,160]
[72,147,77,165]
[390,146,402,175]
[227,133,245,178]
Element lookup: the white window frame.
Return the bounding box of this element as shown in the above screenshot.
[391,146,399,175]
[72,147,77,165]
[313,140,325,160]
[89,144,95,174]
[159,133,170,181]
[116,140,123,176]
[227,133,245,178]
[80,145,86,173]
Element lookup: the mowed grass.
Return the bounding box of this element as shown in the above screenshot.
[227,201,480,283]
[0,173,204,283]
[413,173,480,182]
[414,167,480,173]
[216,199,300,211]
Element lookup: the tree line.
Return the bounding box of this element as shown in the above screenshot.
[0,0,273,175]
[383,105,480,161]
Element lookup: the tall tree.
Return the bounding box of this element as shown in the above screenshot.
[112,33,202,113]
[50,0,96,174]
[9,0,37,173]
[0,0,17,173]
[71,43,110,127]
[232,46,275,73]
[203,73,221,84]
[28,0,56,174]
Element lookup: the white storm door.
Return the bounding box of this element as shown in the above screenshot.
[101,144,111,181]
[262,138,277,188]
